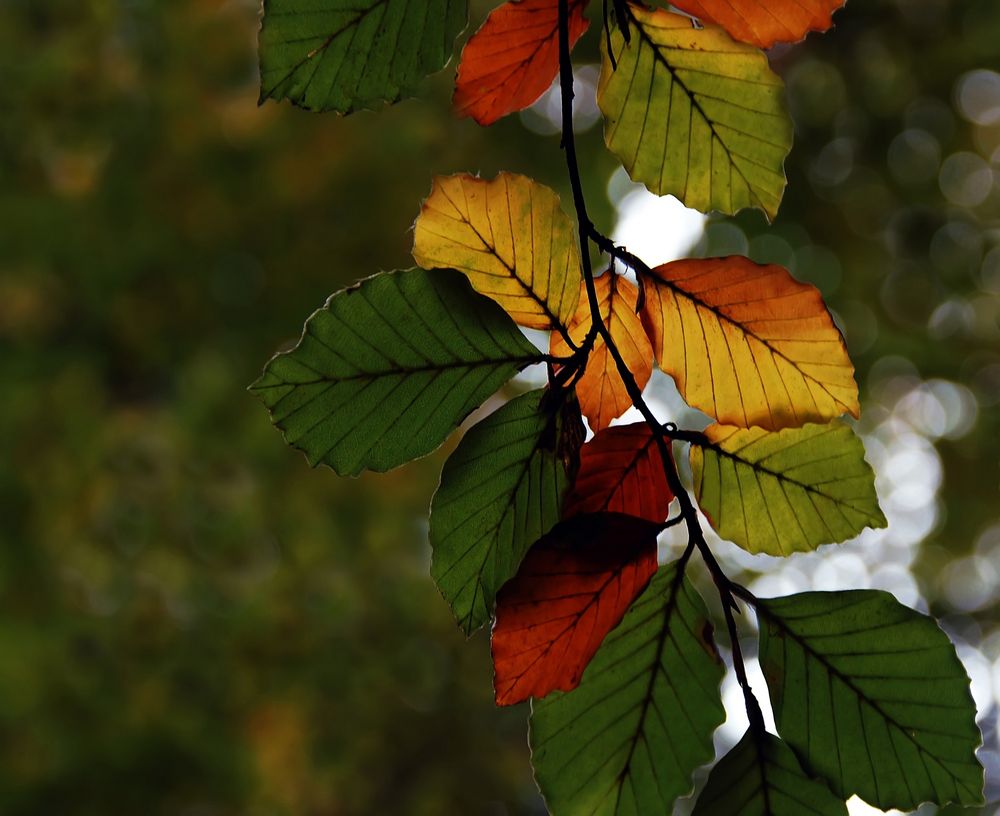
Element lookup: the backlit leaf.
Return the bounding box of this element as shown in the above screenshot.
[251,268,541,476]
[430,389,584,635]
[757,591,984,810]
[550,274,652,431]
[413,172,581,330]
[492,513,659,706]
[597,6,792,220]
[259,0,467,113]
[454,0,589,126]
[563,423,674,522]
[669,0,847,49]
[693,730,848,816]
[640,256,858,430]
[530,562,725,815]
[690,421,885,555]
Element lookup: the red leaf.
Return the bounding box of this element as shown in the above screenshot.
[454,0,590,126]
[563,423,674,522]
[492,513,660,706]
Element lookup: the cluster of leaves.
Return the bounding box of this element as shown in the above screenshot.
[253,0,985,813]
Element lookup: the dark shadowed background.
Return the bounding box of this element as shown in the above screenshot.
[1,0,998,813]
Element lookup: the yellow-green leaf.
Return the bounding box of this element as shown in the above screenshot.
[598,5,792,220]
[641,256,858,430]
[690,421,886,555]
[412,172,582,330]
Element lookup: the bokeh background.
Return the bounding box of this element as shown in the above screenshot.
[2,0,998,813]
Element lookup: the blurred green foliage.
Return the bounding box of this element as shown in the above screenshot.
[0,0,997,813]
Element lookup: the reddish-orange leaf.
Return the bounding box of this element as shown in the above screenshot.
[669,0,846,49]
[563,423,674,522]
[492,513,660,706]
[641,256,858,430]
[550,274,653,432]
[454,0,589,126]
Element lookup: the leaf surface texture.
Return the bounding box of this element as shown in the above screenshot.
[431,389,583,634]
[563,423,674,522]
[757,591,984,810]
[690,421,885,555]
[530,562,725,814]
[251,268,541,476]
[454,0,589,125]
[598,6,792,219]
[259,0,467,112]
[641,256,858,429]
[413,172,581,330]
[492,513,659,705]
[670,0,847,48]
[693,730,848,815]
[550,274,652,431]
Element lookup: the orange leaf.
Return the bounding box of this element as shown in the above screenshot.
[669,0,846,49]
[550,274,653,431]
[641,256,858,430]
[492,513,660,705]
[454,0,590,126]
[564,423,674,522]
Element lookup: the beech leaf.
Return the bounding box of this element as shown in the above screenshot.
[757,591,985,810]
[454,0,589,126]
[259,0,467,113]
[492,512,660,706]
[530,562,726,815]
[251,268,541,476]
[563,423,674,522]
[640,256,858,430]
[412,172,582,331]
[430,389,584,635]
[669,0,848,49]
[598,6,792,220]
[550,274,653,431]
[693,730,848,815]
[690,421,886,555]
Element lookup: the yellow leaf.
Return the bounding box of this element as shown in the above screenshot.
[641,256,858,429]
[412,172,581,330]
[552,274,652,431]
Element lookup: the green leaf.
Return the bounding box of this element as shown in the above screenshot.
[251,267,542,476]
[690,421,886,556]
[430,389,584,635]
[530,562,725,815]
[259,0,468,113]
[693,730,848,816]
[597,5,792,220]
[757,591,984,810]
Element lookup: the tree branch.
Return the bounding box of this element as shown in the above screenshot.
[556,0,764,735]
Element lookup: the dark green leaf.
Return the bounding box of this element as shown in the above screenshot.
[530,561,725,815]
[757,591,984,810]
[251,268,542,476]
[430,389,583,635]
[259,0,468,113]
[693,730,848,816]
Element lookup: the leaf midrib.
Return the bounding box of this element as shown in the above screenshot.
[624,9,766,211]
[648,273,851,412]
[759,605,981,802]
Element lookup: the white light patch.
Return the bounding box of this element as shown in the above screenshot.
[608,168,707,266]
